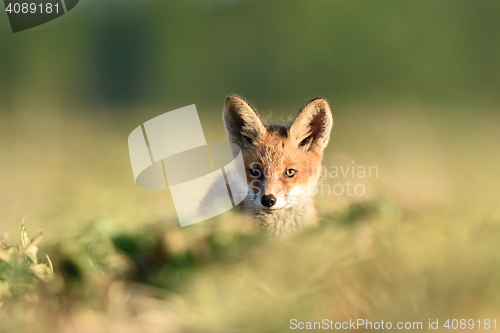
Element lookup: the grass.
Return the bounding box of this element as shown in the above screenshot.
[0,104,499,332]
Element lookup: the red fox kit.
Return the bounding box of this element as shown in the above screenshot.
[223,95,333,237]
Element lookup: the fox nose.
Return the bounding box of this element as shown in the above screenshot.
[261,194,276,207]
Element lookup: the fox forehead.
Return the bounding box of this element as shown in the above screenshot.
[242,125,321,174]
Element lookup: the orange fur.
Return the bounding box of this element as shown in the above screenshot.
[224,95,333,238]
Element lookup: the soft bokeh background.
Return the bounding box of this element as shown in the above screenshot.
[1,1,500,332]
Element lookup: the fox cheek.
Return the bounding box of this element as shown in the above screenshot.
[282,181,296,195]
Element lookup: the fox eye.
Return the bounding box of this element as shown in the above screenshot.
[285,169,297,178]
[249,169,261,177]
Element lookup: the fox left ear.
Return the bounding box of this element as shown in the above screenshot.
[223,95,266,151]
[289,98,333,153]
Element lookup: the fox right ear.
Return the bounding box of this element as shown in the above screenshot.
[289,97,333,153]
[223,95,265,150]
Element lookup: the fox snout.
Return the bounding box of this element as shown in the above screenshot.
[250,179,288,210]
[248,172,306,211]
[261,194,276,207]
[256,181,287,209]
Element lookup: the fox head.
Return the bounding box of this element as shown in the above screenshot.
[223,95,333,213]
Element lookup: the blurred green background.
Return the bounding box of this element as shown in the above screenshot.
[1,1,500,332]
[2,0,500,108]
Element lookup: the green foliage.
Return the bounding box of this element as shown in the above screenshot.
[0,222,53,306]
[110,222,262,291]
[325,198,401,226]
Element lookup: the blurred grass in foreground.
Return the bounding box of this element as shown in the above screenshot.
[1,199,499,332]
[0,103,499,332]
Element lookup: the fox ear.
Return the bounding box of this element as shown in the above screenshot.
[289,98,333,153]
[224,95,266,150]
